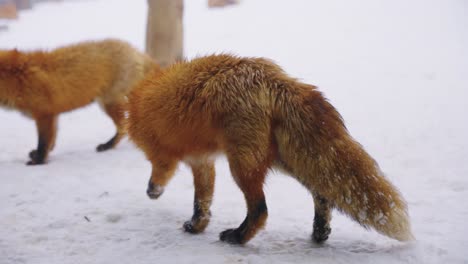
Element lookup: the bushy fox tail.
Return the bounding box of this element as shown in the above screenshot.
[314,139,414,241]
[273,82,414,241]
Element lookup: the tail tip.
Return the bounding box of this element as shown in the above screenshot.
[394,229,415,242]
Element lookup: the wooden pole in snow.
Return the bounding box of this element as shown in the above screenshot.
[145,0,184,68]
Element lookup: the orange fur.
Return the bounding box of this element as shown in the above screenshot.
[128,54,413,244]
[0,39,157,165]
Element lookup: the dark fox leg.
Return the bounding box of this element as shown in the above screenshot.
[146,156,178,199]
[28,115,58,165]
[219,158,269,244]
[312,193,332,243]
[183,159,215,234]
[97,101,126,152]
[219,120,273,244]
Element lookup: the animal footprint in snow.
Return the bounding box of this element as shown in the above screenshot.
[106,214,123,223]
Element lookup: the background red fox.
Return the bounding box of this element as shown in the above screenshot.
[128,54,413,244]
[0,39,156,165]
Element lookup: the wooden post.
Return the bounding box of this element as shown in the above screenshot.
[0,1,17,19]
[145,0,184,68]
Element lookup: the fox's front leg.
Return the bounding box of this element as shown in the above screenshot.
[147,157,177,199]
[28,114,57,165]
[183,160,215,234]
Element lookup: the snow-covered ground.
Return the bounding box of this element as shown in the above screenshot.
[1,0,467,263]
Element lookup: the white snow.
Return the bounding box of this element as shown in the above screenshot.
[1,0,467,263]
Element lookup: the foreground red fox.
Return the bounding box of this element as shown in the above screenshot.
[0,39,156,165]
[128,54,413,244]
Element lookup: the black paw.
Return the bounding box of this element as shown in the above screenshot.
[27,150,45,165]
[183,221,199,234]
[312,226,331,243]
[29,149,37,159]
[219,228,242,244]
[183,216,209,234]
[96,143,113,152]
[146,184,164,199]
[26,159,45,166]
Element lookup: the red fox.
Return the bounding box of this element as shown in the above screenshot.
[128,54,413,244]
[0,39,156,165]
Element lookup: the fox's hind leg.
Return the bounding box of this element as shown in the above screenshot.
[220,151,270,244]
[28,114,58,165]
[219,121,274,244]
[312,193,332,243]
[183,158,215,234]
[97,100,126,152]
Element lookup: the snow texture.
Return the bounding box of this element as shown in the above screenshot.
[1,0,467,263]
